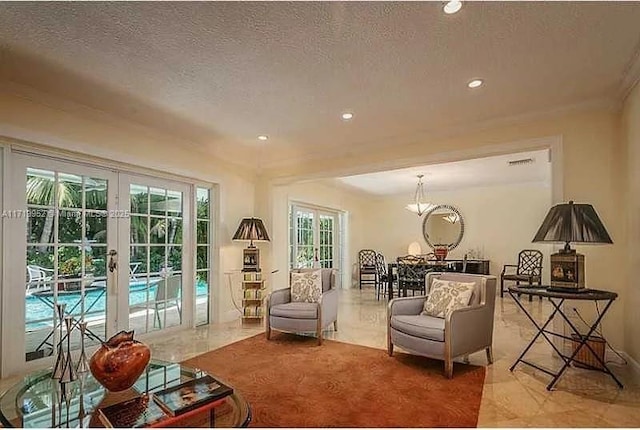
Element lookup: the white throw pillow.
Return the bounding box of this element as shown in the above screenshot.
[422,279,476,318]
[290,270,323,303]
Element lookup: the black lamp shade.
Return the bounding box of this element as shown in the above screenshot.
[532,201,613,247]
[232,217,270,244]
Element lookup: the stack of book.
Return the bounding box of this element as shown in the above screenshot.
[243,306,263,317]
[243,272,262,281]
[243,289,263,300]
[98,375,234,428]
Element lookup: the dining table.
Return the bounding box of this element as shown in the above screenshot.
[386,260,455,300]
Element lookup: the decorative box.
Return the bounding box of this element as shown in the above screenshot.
[242,248,260,272]
[550,252,585,289]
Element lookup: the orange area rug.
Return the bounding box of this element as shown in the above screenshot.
[183,333,486,427]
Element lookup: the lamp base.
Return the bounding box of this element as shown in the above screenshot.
[550,251,585,289]
[242,248,260,272]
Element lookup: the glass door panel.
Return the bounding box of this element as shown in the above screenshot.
[125,180,188,334]
[292,208,315,268]
[21,164,116,364]
[195,187,211,326]
[318,213,336,269]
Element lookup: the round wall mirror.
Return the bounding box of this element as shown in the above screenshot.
[421,205,465,251]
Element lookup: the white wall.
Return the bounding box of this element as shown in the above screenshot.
[623,81,640,366]
[267,180,369,291]
[360,182,553,280]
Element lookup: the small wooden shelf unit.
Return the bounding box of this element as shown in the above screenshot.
[242,271,265,322]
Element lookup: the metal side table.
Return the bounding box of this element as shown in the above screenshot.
[508,285,622,390]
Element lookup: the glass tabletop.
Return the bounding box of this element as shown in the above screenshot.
[0,359,250,428]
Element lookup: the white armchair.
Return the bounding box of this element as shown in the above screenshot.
[266,268,339,345]
[388,272,497,378]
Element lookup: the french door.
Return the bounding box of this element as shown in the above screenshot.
[118,174,192,336]
[3,154,193,375]
[289,204,340,278]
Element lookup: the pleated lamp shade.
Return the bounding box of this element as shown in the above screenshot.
[232,217,271,247]
[532,201,612,251]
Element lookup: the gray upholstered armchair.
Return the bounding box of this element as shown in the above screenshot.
[266,268,339,345]
[387,272,497,378]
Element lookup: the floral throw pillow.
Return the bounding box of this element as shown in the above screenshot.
[291,270,322,303]
[422,279,476,318]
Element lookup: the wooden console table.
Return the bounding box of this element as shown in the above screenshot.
[445,259,490,275]
[508,285,622,390]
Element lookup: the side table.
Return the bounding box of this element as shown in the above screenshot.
[508,285,623,390]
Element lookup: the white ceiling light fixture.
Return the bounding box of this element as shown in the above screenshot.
[443,0,462,15]
[444,213,460,224]
[468,79,484,89]
[257,135,269,141]
[341,112,354,121]
[405,174,436,216]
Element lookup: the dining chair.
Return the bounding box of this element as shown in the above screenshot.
[358,249,378,290]
[396,255,429,297]
[500,249,543,301]
[375,253,394,300]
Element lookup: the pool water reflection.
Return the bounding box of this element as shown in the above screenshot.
[25,280,209,330]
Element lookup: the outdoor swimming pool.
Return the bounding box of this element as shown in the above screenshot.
[25,280,209,330]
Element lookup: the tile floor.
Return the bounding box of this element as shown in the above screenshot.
[3,288,639,427]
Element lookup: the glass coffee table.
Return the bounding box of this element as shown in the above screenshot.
[0,360,251,428]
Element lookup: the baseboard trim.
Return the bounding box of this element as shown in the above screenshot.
[222,309,242,322]
[621,351,640,380]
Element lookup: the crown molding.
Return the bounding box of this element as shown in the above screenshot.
[618,35,640,104]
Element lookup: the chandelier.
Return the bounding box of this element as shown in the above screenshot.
[405,174,435,216]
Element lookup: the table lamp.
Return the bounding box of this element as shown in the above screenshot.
[532,200,612,291]
[232,217,270,273]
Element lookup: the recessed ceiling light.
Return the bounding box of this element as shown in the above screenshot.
[257,135,268,141]
[443,0,462,15]
[468,79,483,89]
[341,112,354,121]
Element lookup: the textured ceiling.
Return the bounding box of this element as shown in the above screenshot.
[336,149,551,195]
[1,2,640,170]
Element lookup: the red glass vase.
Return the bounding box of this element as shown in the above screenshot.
[434,246,449,261]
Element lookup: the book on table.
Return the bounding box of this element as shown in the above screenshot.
[152,374,234,417]
[97,395,166,428]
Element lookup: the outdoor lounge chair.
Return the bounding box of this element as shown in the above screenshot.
[26,265,54,295]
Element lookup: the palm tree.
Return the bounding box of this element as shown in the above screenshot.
[26,174,80,247]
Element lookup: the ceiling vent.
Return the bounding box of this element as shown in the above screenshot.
[507,157,534,166]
